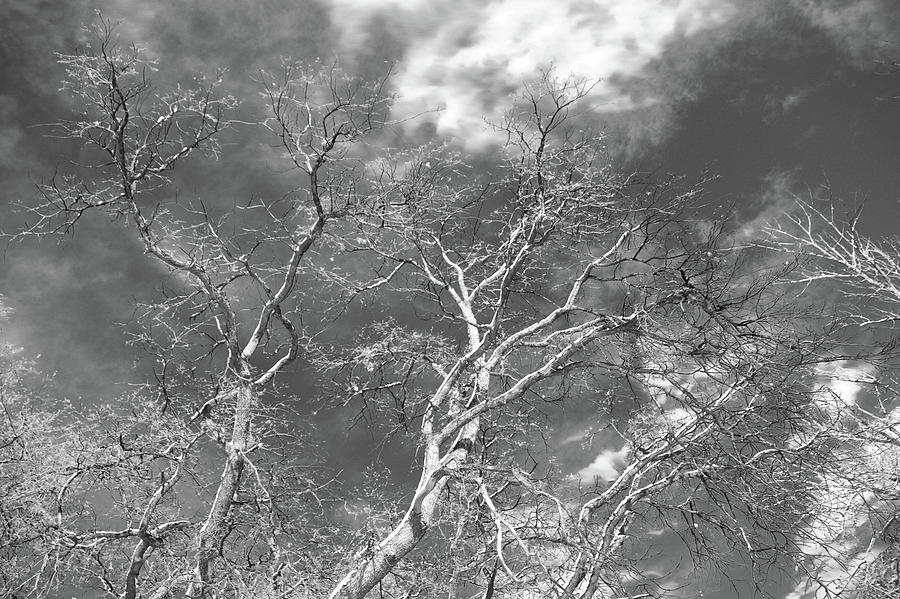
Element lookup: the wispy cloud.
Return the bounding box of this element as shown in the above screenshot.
[790,0,900,66]
[731,170,801,243]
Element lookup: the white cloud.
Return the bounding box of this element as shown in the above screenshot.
[784,361,886,599]
[783,460,888,599]
[815,360,876,416]
[329,0,737,147]
[577,444,629,481]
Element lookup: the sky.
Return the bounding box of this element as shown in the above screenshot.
[2,1,900,597]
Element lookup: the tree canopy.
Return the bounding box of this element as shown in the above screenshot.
[4,17,900,599]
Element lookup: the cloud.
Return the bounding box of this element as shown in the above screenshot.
[322,0,897,161]
[790,0,900,66]
[559,428,591,446]
[577,444,630,481]
[89,0,336,100]
[784,446,894,599]
[814,360,876,417]
[0,127,25,172]
[775,88,813,115]
[783,360,883,599]
[729,170,801,243]
[328,0,737,148]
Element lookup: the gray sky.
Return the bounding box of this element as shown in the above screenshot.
[3,0,900,392]
[2,2,900,596]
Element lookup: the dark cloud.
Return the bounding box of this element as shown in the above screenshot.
[122,0,332,74]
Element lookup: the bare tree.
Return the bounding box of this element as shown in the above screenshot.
[11,17,391,599]
[0,299,52,596]
[768,199,900,598]
[310,76,849,598]
[4,18,864,599]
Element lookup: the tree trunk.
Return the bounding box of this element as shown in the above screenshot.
[185,381,254,597]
